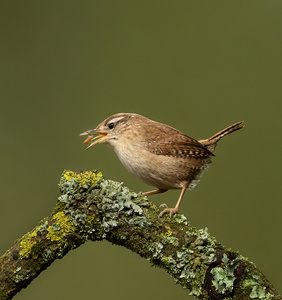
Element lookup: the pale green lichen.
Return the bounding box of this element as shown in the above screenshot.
[149,242,164,258]
[88,179,150,236]
[211,253,241,294]
[177,228,217,296]
[173,214,189,225]
[14,272,32,283]
[148,227,217,297]
[243,275,275,299]
[162,255,176,265]
[58,171,151,242]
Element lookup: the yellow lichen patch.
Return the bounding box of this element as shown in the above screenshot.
[87,216,95,223]
[163,257,169,264]
[161,230,179,246]
[19,228,40,258]
[46,211,76,244]
[164,230,173,237]
[62,170,103,186]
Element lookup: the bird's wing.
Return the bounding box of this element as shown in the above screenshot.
[146,134,214,159]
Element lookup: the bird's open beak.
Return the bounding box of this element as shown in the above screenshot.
[80,129,108,150]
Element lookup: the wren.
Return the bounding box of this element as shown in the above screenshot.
[80,113,243,218]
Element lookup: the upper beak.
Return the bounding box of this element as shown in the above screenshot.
[80,128,108,150]
[80,128,97,136]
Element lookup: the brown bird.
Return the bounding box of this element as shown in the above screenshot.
[80,113,243,218]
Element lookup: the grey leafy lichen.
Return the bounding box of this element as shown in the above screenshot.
[243,275,275,300]
[211,253,241,294]
[170,227,217,297]
[147,225,218,297]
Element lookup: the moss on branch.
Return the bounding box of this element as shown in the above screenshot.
[0,170,280,300]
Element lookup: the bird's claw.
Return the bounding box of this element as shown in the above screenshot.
[158,203,179,219]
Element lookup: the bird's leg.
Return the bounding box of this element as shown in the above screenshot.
[158,183,188,218]
[142,188,168,197]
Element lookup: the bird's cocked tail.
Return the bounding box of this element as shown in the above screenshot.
[199,121,244,152]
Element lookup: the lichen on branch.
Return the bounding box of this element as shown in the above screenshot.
[0,170,280,300]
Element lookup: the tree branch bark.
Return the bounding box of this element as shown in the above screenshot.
[0,170,280,300]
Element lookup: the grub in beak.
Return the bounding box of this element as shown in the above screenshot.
[80,129,108,150]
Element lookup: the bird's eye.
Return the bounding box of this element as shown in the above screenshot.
[108,122,115,129]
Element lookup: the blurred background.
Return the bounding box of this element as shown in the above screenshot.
[1,1,281,299]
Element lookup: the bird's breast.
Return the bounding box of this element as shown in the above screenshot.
[109,141,199,190]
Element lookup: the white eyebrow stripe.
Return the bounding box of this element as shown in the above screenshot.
[109,116,126,124]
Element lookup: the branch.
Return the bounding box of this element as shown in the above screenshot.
[0,170,280,300]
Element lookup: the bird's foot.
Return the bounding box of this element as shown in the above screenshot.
[158,203,179,219]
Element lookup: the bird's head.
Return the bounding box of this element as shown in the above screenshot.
[80,113,140,149]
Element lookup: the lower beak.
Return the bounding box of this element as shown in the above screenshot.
[80,129,108,150]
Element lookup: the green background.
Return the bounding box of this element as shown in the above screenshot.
[1,1,281,299]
